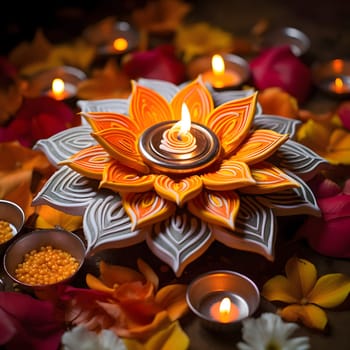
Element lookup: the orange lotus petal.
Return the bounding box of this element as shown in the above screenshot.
[155,284,188,321]
[279,304,328,330]
[201,159,255,191]
[137,258,159,291]
[59,145,111,180]
[86,273,115,293]
[206,92,257,157]
[100,161,156,193]
[92,128,149,174]
[99,260,145,287]
[230,129,289,165]
[170,77,214,124]
[115,281,155,302]
[122,191,176,230]
[130,81,173,130]
[240,161,300,194]
[187,189,240,230]
[154,174,203,206]
[81,112,141,134]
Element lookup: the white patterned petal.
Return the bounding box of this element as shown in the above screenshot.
[84,191,146,253]
[32,166,98,216]
[213,196,276,260]
[256,170,320,217]
[270,139,329,181]
[254,114,301,138]
[78,98,129,115]
[33,126,95,166]
[146,211,214,277]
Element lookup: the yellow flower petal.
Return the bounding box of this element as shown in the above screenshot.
[86,273,115,293]
[35,205,82,232]
[307,273,350,308]
[155,284,189,321]
[262,275,300,303]
[285,257,317,297]
[279,304,328,330]
[326,128,350,165]
[124,321,190,350]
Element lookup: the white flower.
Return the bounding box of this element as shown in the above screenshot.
[61,325,127,350]
[237,313,310,350]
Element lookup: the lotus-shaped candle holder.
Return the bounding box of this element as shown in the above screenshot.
[33,77,328,277]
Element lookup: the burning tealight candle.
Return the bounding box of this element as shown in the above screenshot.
[47,78,77,101]
[139,103,221,175]
[186,270,260,332]
[329,77,350,94]
[201,54,241,89]
[209,296,240,323]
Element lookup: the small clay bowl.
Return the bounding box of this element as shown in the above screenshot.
[3,228,86,293]
[0,200,25,253]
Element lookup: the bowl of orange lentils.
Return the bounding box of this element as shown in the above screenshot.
[3,228,86,292]
[0,200,25,253]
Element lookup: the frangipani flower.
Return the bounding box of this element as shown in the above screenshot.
[296,117,350,165]
[63,258,188,344]
[33,78,326,276]
[237,312,310,350]
[261,256,350,330]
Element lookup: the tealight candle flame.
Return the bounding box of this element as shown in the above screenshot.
[113,37,128,51]
[178,103,191,137]
[334,77,344,92]
[219,297,232,315]
[52,78,65,98]
[209,296,240,323]
[212,54,226,75]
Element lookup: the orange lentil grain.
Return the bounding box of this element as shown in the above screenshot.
[0,220,14,244]
[14,245,79,285]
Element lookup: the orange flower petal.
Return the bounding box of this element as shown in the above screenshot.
[307,273,350,308]
[86,273,115,293]
[60,145,110,179]
[130,81,173,130]
[81,112,140,133]
[240,161,300,194]
[100,161,156,193]
[155,284,188,321]
[122,191,176,230]
[201,159,255,191]
[137,258,159,291]
[92,128,149,174]
[170,76,214,124]
[262,275,301,303]
[206,92,257,157]
[230,129,289,165]
[279,304,328,330]
[154,174,203,205]
[187,189,240,230]
[115,281,155,302]
[99,260,144,287]
[285,257,317,297]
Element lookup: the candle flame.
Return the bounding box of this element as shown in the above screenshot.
[113,37,128,51]
[219,297,231,315]
[334,77,344,91]
[211,54,226,75]
[175,103,191,140]
[52,78,65,96]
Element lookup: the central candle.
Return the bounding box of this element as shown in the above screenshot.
[209,297,240,323]
[138,121,220,175]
